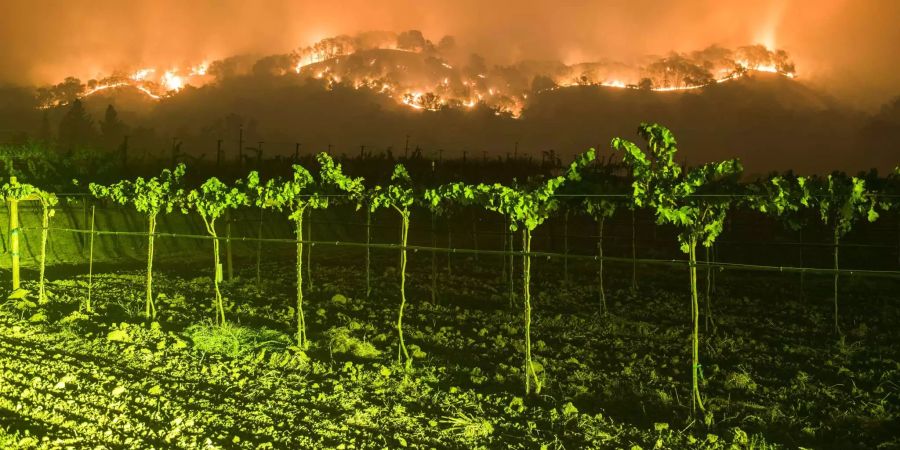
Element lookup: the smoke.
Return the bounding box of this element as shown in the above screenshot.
[1,0,899,108]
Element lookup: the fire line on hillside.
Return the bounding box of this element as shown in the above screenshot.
[35,31,796,118]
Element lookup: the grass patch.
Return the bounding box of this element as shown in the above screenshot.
[186,322,291,358]
[325,326,381,359]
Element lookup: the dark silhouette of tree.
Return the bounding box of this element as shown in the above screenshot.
[207,55,256,81]
[397,30,427,52]
[467,54,487,77]
[252,54,294,77]
[437,35,456,53]
[55,77,85,104]
[100,104,127,151]
[57,100,96,151]
[37,111,52,143]
[644,54,713,88]
[531,75,557,93]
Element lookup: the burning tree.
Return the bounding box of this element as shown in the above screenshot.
[643,54,714,89]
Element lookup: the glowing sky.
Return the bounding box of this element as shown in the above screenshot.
[1,0,898,108]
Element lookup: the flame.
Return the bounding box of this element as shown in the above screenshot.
[84,82,129,96]
[131,68,154,81]
[651,84,704,92]
[35,34,798,117]
[402,92,425,110]
[601,80,627,88]
[135,85,162,100]
[161,70,184,91]
[737,59,777,73]
[190,63,208,76]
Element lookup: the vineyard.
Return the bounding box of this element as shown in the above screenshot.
[0,123,898,449]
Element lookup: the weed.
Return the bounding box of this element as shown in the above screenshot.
[186,321,290,358]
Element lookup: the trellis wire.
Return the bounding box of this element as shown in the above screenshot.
[48,192,900,199]
[35,226,900,279]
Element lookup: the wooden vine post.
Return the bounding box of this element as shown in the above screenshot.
[225,210,234,281]
[7,177,40,293]
[86,205,95,312]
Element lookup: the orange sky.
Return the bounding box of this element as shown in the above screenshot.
[1,0,898,109]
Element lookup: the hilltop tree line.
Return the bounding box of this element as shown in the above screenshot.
[39,100,128,152]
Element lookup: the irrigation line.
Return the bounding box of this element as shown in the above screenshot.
[37,226,900,279]
[51,192,900,199]
[33,207,892,251]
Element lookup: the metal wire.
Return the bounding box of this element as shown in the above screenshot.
[38,226,900,279]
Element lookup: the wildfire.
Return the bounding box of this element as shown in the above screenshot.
[402,92,425,110]
[83,82,131,96]
[35,32,799,117]
[38,61,212,108]
[190,63,208,76]
[131,68,154,81]
[161,70,184,92]
[135,85,162,100]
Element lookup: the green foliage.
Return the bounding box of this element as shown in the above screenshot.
[90,165,187,320]
[249,165,326,218]
[186,322,291,359]
[424,182,480,216]
[583,197,617,222]
[370,164,415,213]
[1,179,58,305]
[317,152,366,206]
[0,179,58,215]
[805,173,880,335]
[456,149,596,395]
[477,149,596,231]
[247,155,365,348]
[89,164,187,216]
[187,177,249,226]
[248,164,321,347]
[35,189,59,210]
[369,163,416,368]
[746,173,811,231]
[187,177,249,325]
[809,173,880,237]
[613,123,742,414]
[883,166,900,212]
[571,170,626,313]
[442,411,494,441]
[0,141,61,185]
[1,179,37,200]
[613,123,742,253]
[324,326,382,359]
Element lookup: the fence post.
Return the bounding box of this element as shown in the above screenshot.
[9,177,19,291]
[86,205,95,312]
[563,209,569,285]
[226,210,234,281]
[256,208,263,290]
[307,209,313,290]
